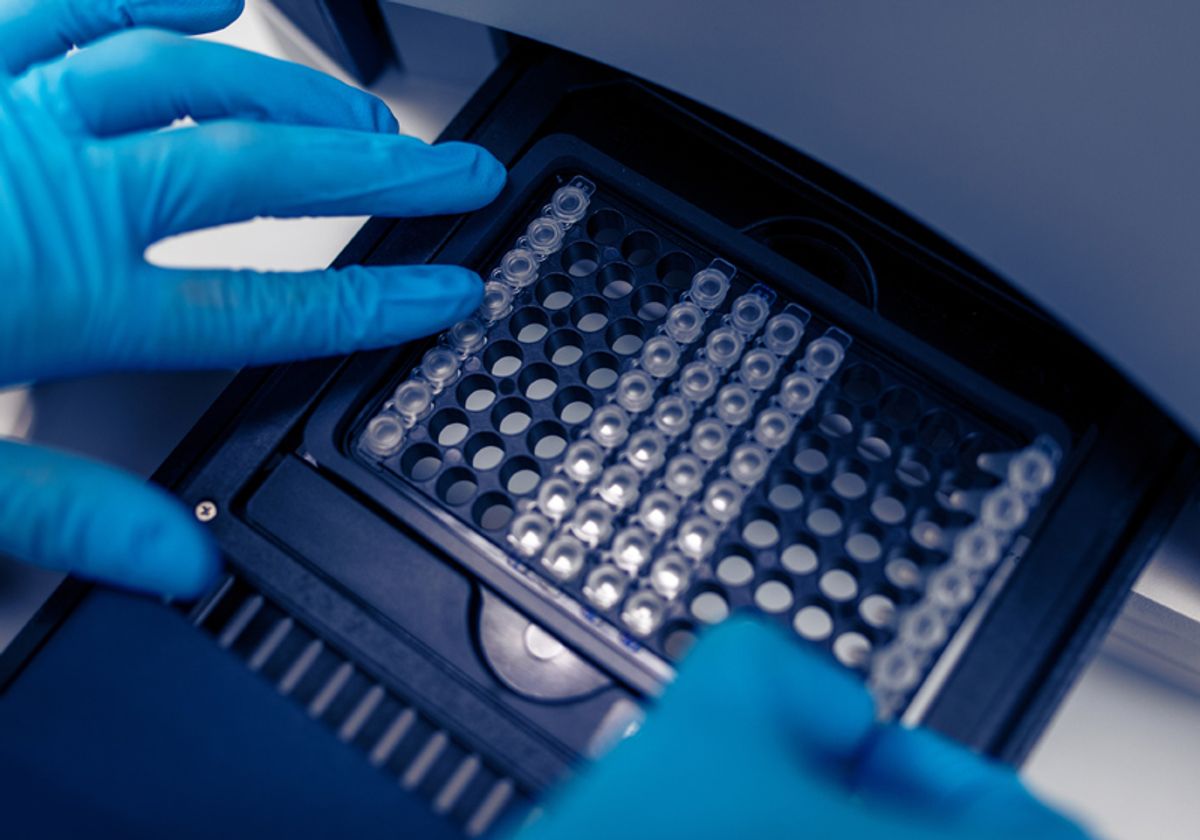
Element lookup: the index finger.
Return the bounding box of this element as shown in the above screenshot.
[0,0,243,75]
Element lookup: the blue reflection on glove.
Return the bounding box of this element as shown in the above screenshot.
[513,620,1089,840]
[0,0,505,596]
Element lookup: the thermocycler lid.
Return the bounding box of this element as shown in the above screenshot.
[396,0,1200,438]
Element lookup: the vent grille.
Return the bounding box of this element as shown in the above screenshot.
[191,575,530,837]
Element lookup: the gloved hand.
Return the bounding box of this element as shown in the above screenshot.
[0,0,505,596]
[512,619,1089,840]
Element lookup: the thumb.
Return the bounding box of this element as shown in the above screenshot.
[0,438,218,597]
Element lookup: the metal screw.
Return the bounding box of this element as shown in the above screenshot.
[194,500,218,523]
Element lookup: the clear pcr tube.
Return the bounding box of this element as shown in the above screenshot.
[571,500,615,544]
[563,439,606,483]
[705,327,744,369]
[621,590,666,636]
[677,516,720,560]
[754,407,795,450]
[616,370,657,413]
[729,443,771,486]
[641,336,682,379]
[449,317,487,355]
[731,294,770,334]
[509,512,554,557]
[551,182,591,225]
[715,383,754,426]
[613,527,654,574]
[394,380,434,423]
[525,217,565,257]
[779,373,819,414]
[479,280,514,322]
[763,312,806,356]
[804,335,846,379]
[650,554,691,600]
[583,565,627,610]
[537,477,577,519]
[500,248,539,288]
[639,490,681,534]
[421,347,460,390]
[653,395,693,437]
[542,535,587,582]
[703,479,744,522]
[362,412,406,458]
[626,428,668,472]
[664,302,705,344]
[739,348,780,391]
[590,405,632,449]
[664,453,705,497]
[599,464,642,510]
[679,361,719,403]
[690,267,731,310]
[690,418,731,462]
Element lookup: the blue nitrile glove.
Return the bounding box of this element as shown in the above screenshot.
[513,619,1089,840]
[0,0,505,596]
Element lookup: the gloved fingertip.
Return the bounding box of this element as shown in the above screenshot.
[427,141,508,204]
[126,509,223,599]
[153,0,245,32]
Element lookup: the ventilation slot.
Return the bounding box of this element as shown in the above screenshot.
[191,574,529,836]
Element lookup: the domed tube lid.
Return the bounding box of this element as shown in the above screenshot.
[664,453,706,498]
[449,317,488,355]
[679,361,719,403]
[550,181,592,225]
[501,248,539,288]
[525,216,565,256]
[421,347,460,390]
[739,348,780,391]
[729,443,771,486]
[702,479,744,523]
[590,404,632,449]
[763,312,807,357]
[537,476,577,519]
[622,590,666,636]
[509,512,554,557]
[705,326,744,369]
[650,554,691,600]
[804,335,847,379]
[690,267,731,310]
[563,439,606,482]
[571,499,616,544]
[583,564,627,610]
[690,418,731,462]
[362,412,406,458]
[615,369,656,413]
[542,535,587,581]
[639,490,681,534]
[641,335,682,379]
[653,395,693,437]
[754,407,796,450]
[598,464,642,509]
[779,373,819,414]
[665,302,706,344]
[612,527,654,574]
[394,379,434,423]
[677,515,720,560]
[715,383,755,426]
[626,428,668,472]
[479,280,514,322]
[730,293,770,334]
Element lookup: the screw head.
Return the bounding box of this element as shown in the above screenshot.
[194,501,218,523]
